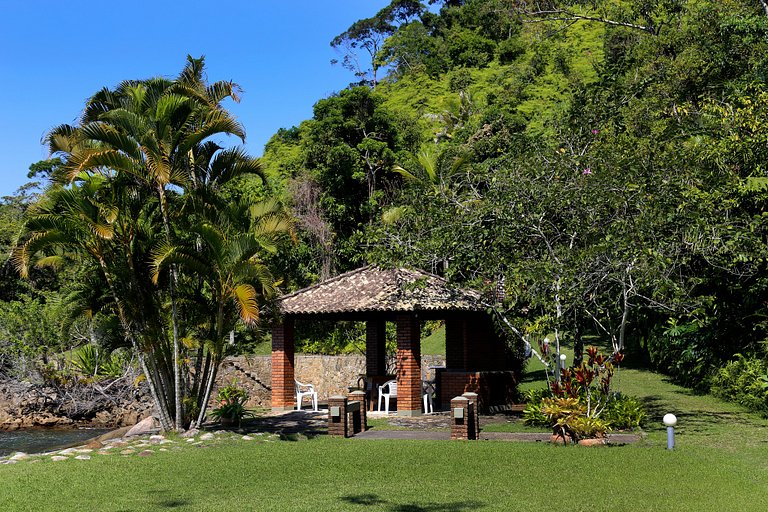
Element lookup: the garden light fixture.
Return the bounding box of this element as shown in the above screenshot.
[663,413,677,450]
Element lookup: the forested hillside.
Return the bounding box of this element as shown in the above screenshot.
[258,0,768,397]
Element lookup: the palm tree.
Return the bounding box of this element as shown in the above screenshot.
[392,146,469,193]
[23,56,268,431]
[151,197,292,426]
[12,176,179,429]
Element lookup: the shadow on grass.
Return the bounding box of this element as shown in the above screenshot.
[520,368,547,384]
[134,491,189,510]
[156,499,188,509]
[277,432,320,441]
[341,494,484,511]
[640,393,767,434]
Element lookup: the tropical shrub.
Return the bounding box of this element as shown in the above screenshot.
[522,387,553,427]
[647,321,719,391]
[603,393,647,430]
[710,355,768,414]
[551,346,624,419]
[70,345,129,379]
[211,381,252,426]
[526,347,647,439]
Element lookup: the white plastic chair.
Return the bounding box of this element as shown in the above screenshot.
[423,380,435,414]
[295,380,318,411]
[377,379,397,413]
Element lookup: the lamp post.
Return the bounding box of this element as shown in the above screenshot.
[663,413,677,450]
[560,353,567,370]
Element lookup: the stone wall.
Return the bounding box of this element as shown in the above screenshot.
[215,354,447,408]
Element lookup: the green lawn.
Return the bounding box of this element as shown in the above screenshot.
[3,350,768,511]
[421,324,446,356]
[2,429,767,512]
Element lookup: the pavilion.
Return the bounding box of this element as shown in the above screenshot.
[270,266,518,415]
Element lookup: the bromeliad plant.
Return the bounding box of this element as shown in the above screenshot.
[541,346,624,441]
[210,381,253,426]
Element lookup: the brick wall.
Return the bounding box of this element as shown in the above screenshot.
[440,370,517,413]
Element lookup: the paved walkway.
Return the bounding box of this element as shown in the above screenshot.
[356,430,640,443]
[235,410,642,444]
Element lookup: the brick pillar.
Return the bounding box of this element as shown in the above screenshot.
[451,396,471,440]
[348,390,367,433]
[366,320,386,377]
[328,396,348,437]
[271,319,295,412]
[463,392,480,439]
[445,317,465,370]
[396,314,422,416]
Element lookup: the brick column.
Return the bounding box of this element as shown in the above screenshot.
[366,320,386,377]
[451,396,470,440]
[396,313,422,416]
[328,396,348,437]
[348,390,367,434]
[463,392,480,439]
[445,317,465,370]
[271,319,295,412]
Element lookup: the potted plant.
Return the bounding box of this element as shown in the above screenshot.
[210,381,252,427]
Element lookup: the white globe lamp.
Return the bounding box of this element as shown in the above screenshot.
[663,413,677,449]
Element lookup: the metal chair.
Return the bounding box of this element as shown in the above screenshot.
[295,379,318,411]
[377,379,397,413]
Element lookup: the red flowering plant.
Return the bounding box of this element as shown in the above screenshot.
[541,347,624,441]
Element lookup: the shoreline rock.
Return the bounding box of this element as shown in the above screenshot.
[0,378,152,431]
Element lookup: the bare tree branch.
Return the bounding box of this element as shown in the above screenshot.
[519,9,657,34]
[760,0,768,17]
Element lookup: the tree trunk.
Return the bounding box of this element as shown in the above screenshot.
[573,313,584,366]
[96,252,174,430]
[157,185,183,431]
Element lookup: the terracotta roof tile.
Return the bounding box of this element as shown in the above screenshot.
[278,266,483,315]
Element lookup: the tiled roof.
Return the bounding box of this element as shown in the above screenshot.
[278,266,483,315]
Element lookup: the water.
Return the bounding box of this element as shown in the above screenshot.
[0,428,111,457]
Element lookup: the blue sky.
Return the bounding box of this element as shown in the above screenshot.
[0,0,391,198]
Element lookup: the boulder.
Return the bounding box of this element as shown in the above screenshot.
[84,440,104,450]
[180,428,199,438]
[125,416,159,437]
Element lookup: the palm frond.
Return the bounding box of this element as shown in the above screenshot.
[80,122,142,160]
[155,93,193,129]
[392,165,419,181]
[206,80,242,104]
[34,255,67,271]
[193,223,226,257]
[179,109,246,153]
[231,284,259,325]
[208,147,265,187]
[248,198,282,220]
[100,109,151,141]
[65,148,140,182]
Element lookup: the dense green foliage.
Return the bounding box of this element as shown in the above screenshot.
[710,355,768,414]
[261,0,768,397]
